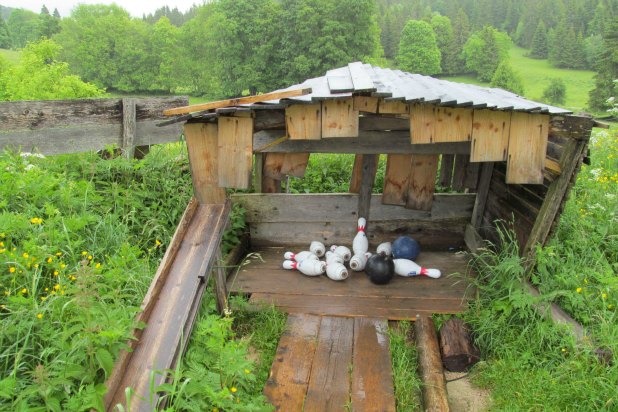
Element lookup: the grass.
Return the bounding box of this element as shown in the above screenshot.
[0,48,20,64]
[461,127,618,410]
[444,46,597,113]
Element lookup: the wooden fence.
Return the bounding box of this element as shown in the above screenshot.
[0,96,188,156]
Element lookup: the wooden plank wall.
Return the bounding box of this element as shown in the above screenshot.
[232,193,475,250]
[0,97,188,155]
[478,115,594,251]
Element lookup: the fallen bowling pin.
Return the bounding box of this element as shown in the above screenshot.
[330,245,351,262]
[283,259,326,276]
[325,251,344,265]
[353,217,369,255]
[393,259,441,279]
[283,250,318,262]
[326,262,349,281]
[349,252,372,271]
[376,242,392,256]
[309,241,326,257]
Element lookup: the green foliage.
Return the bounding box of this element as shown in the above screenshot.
[548,22,588,70]
[490,60,524,95]
[6,8,38,48]
[0,17,10,49]
[589,19,618,111]
[541,77,566,105]
[397,19,441,75]
[430,14,459,75]
[528,20,548,59]
[462,25,511,81]
[389,321,422,411]
[37,5,61,39]
[450,7,472,74]
[0,39,103,101]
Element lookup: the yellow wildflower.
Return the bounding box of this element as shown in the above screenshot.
[29,217,43,225]
[53,284,60,291]
[40,296,47,302]
[53,271,59,276]
[230,387,237,393]
[608,304,614,310]
[81,251,88,256]
[87,255,93,260]
[20,288,27,294]
[0,249,5,254]
[47,257,52,263]
[55,252,62,256]
[3,291,9,296]
[36,313,43,320]
[155,239,162,247]
[0,233,4,238]
[601,293,607,300]
[95,263,101,269]
[244,369,250,374]
[22,252,29,259]
[9,267,15,273]
[60,263,66,269]
[33,263,39,268]
[0,241,3,247]
[576,287,582,293]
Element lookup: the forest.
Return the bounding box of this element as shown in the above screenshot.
[0,0,616,111]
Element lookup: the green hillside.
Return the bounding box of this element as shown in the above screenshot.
[444,46,596,112]
[0,48,19,64]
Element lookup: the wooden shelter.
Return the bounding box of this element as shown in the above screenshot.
[104,63,597,411]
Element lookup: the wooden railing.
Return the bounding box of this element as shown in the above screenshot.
[0,96,188,156]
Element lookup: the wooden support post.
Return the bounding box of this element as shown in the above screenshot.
[522,134,589,261]
[358,154,378,220]
[451,154,468,192]
[214,249,229,315]
[349,154,364,193]
[253,153,264,192]
[415,316,450,412]
[471,162,494,229]
[184,123,226,204]
[122,98,136,159]
[439,154,455,189]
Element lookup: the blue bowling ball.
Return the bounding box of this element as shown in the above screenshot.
[392,236,420,260]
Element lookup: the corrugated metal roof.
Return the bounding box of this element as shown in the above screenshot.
[260,62,571,114]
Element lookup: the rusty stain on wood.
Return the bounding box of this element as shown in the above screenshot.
[383,154,412,205]
[406,154,439,211]
[321,98,359,138]
[470,109,511,162]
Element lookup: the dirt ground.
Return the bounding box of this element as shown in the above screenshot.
[445,371,491,412]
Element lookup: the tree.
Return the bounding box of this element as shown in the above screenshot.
[548,22,587,69]
[37,5,61,39]
[7,8,39,48]
[451,8,471,74]
[462,25,512,81]
[430,14,458,75]
[490,60,525,95]
[397,19,441,75]
[529,21,548,59]
[541,78,566,105]
[589,19,618,110]
[0,39,103,101]
[0,17,10,48]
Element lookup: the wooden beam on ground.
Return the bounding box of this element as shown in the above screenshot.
[264,314,321,411]
[351,318,396,412]
[439,318,480,372]
[163,88,311,116]
[415,316,450,412]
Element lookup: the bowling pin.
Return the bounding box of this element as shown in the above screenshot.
[283,259,326,276]
[309,241,326,257]
[326,262,349,281]
[393,259,441,279]
[353,217,369,255]
[349,252,372,271]
[325,250,344,265]
[376,242,392,256]
[330,245,351,262]
[283,251,318,262]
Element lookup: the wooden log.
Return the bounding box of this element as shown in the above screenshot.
[415,316,450,412]
[438,318,480,372]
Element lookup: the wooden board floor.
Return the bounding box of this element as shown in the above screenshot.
[265,314,395,412]
[228,247,474,320]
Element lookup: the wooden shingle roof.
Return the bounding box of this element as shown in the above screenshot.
[263,62,570,114]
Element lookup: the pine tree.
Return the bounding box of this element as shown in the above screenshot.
[0,17,10,49]
[490,60,524,95]
[430,14,458,75]
[589,19,618,110]
[529,20,548,59]
[451,8,471,74]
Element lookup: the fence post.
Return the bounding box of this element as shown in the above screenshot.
[122,98,137,158]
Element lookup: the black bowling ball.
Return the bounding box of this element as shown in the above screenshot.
[365,254,394,285]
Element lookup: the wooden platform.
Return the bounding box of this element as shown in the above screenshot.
[265,314,396,412]
[228,247,473,320]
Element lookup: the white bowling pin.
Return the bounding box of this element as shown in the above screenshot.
[393,259,441,279]
[283,259,326,276]
[326,262,349,281]
[283,251,318,262]
[309,241,326,257]
[330,245,351,262]
[325,251,344,265]
[349,252,372,271]
[353,217,369,255]
[376,242,392,256]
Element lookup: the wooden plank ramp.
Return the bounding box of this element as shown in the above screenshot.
[265,314,395,412]
[104,199,231,412]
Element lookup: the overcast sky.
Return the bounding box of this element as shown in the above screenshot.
[1,1,203,17]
